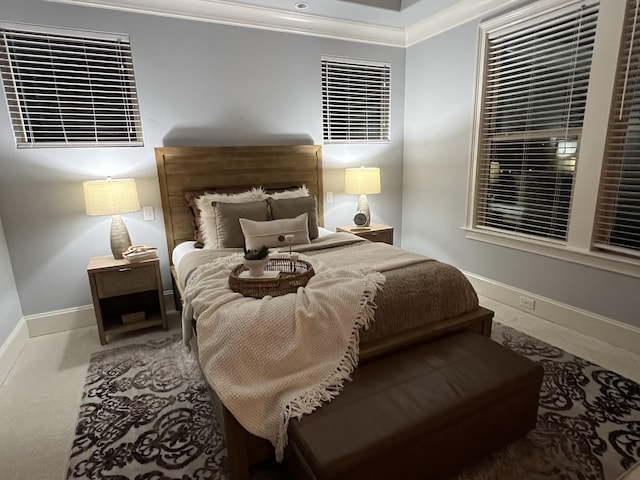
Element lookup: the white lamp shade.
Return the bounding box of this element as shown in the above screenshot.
[83,178,141,216]
[345,167,381,195]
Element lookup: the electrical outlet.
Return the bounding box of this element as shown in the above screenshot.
[519,296,535,310]
[143,205,155,221]
[326,191,333,204]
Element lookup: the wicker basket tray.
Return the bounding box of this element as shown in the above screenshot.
[229,258,315,298]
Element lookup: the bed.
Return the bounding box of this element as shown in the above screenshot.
[155,144,493,480]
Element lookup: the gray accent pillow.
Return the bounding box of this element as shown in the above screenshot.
[196,188,267,249]
[268,196,319,240]
[212,200,269,248]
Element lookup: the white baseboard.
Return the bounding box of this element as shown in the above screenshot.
[24,291,175,338]
[0,317,29,386]
[25,305,96,337]
[465,271,640,357]
[0,292,175,384]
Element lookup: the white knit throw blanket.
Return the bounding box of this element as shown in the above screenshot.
[182,253,385,460]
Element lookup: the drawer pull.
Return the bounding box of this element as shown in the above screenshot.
[119,268,132,272]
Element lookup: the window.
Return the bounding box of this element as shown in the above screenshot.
[593,0,640,256]
[467,0,640,275]
[321,56,390,143]
[0,23,143,148]
[470,1,598,242]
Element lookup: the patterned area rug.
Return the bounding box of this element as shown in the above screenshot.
[65,335,228,480]
[66,324,640,480]
[460,325,640,480]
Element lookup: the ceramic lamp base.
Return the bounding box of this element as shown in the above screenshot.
[110,215,132,259]
[353,194,371,227]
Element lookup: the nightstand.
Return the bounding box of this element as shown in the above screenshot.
[336,223,394,245]
[87,256,168,345]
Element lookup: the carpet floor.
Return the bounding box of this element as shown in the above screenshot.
[65,324,640,480]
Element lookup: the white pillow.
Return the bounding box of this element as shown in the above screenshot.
[196,188,267,248]
[240,213,310,250]
[269,185,309,199]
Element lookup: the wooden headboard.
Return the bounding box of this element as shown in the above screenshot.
[154,145,324,258]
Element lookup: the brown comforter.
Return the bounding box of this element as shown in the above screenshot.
[301,240,478,344]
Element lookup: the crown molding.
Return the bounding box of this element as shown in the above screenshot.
[44,0,406,46]
[405,0,520,46]
[44,0,520,47]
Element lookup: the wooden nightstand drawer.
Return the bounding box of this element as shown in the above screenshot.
[336,224,394,245]
[95,265,156,298]
[361,229,393,244]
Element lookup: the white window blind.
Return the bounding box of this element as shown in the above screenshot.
[594,0,640,256]
[321,56,390,143]
[0,23,143,148]
[473,2,598,241]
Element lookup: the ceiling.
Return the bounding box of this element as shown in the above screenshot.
[215,0,462,28]
[44,0,519,47]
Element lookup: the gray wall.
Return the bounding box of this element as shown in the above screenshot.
[0,217,23,346]
[0,0,405,321]
[402,18,640,328]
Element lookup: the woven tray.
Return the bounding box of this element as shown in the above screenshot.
[229,258,315,298]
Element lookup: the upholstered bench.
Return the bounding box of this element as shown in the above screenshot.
[284,332,544,480]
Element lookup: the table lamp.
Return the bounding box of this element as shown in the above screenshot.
[345,166,380,228]
[83,178,141,259]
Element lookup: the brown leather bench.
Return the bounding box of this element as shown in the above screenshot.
[284,332,544,480]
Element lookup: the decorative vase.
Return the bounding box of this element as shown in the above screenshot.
[243,255,269,277]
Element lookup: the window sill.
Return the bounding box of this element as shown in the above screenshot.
[463,228,640,279]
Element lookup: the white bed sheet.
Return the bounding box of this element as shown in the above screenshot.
[172,240,197,267]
